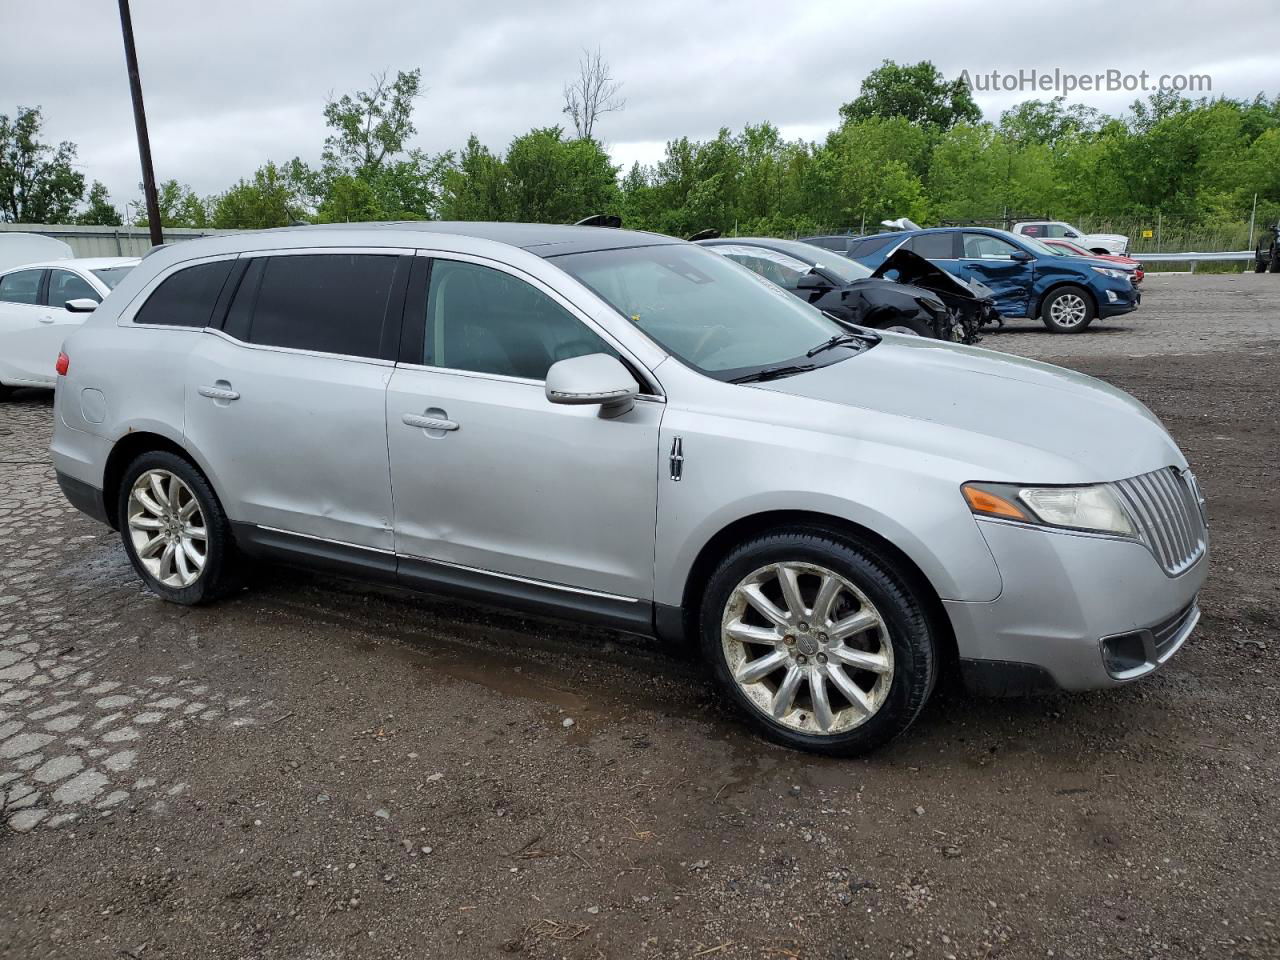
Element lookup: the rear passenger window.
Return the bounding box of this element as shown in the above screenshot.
[134,260,234,327]
[0,269,44,305]
[909,233,957,259]
[224,254,398,359]
[846,235,897,258]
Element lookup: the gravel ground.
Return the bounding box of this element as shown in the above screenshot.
[1,274,1277,960]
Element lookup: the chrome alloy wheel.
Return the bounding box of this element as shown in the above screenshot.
[720,562,894,735]
[1049,293,1087,328]
[126,469,207,588]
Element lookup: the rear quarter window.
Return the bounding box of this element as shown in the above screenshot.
[133,260,235,328]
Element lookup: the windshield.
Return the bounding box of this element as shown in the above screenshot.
[91,266,136,289]
[554,243,850,380]
[750,238,873,284]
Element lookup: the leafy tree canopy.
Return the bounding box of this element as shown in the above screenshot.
[0,106,85,223]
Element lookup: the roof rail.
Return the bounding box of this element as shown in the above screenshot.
[686,229,720,242]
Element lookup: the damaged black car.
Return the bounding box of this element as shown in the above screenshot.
[696,236,996,344]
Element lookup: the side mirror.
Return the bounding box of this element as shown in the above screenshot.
[545,353,638,418]
[1064,231,1079,239]
[796,272,830,291]
[1009,250,1034,263]
[65,298,98,313]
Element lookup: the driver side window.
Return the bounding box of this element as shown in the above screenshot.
[424,259,619,381]
[1045,224,1069,239]
[963,233,1022,259]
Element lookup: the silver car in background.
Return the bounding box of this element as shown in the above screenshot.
[49,223,1208,754]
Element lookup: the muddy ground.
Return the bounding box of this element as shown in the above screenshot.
[1,274,1278,960]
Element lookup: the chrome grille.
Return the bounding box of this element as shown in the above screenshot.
[1111,467,1207,576]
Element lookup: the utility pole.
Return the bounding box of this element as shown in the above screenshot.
[118,0,162,247]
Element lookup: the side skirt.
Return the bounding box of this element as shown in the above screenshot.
[231,523,656,636]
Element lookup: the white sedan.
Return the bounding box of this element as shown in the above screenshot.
[0,257,138,395]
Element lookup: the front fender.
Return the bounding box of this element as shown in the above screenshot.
[653,411,1004,609]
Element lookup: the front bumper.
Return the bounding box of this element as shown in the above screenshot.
[1099,282,1140,317]
[946,518,1208,694]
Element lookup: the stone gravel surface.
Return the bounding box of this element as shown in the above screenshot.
[1,274,1277,959]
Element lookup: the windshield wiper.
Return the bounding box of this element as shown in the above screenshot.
[728,363,816,384]
[805,333,863,357]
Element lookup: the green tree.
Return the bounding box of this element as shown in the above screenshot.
[439,136,509,221]
[317,68,449,219]
[75,180,122,226]
[131,179,210,228]
[0,106,85,223]
[440,127,617,224]
[211,161,308,228]
[839,60,981,130]
[316,175,382,223]
[999,97,1103,146]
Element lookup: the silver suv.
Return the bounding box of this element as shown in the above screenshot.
[50,223,1208,755]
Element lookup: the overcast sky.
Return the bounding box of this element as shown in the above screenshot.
[3,0,1278,211]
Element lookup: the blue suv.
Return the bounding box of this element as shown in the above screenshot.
[805,227,1141,334]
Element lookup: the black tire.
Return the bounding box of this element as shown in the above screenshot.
[699,529,937,756]
[1254,258,1267,274]
[874,315,936,338]
[1040,285,1095,334]
[117,450,240,605]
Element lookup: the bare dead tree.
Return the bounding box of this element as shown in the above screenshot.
[562,48,626,141]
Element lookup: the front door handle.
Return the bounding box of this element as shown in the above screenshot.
[39,315,56,324]
[402,413,459,432]
[198,384,240,401]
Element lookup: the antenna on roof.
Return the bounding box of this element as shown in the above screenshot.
[575,214,622,228]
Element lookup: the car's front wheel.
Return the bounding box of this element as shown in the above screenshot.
[1040,285,1095,333]
[700,530,937,756]
[118,451,239,605]
[875,316,936,338]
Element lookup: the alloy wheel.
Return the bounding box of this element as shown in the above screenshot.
[1049,293,1087,328]
[720,562,894,735]
[126,469,207,588]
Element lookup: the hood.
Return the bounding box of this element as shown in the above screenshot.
[870,248,984,301]
[755,335,1181,481]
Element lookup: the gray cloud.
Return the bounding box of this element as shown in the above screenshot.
[2,0,1278,211]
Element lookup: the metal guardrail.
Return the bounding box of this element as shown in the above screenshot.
[1135,250,1253,262]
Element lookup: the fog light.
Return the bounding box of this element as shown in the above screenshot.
[1102,632,1147,675]
[1106,290,1120,303]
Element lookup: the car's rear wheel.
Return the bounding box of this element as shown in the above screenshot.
[118,451,239,605]
[700,530,936,756]
[1040,285,1095,333]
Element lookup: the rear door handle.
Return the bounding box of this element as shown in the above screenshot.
[198,384,240,401]
[39,315,56,324]
[402,413,458,431]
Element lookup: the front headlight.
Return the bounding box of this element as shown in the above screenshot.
[962,482,1136,537]
[1091,266,1129,280]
